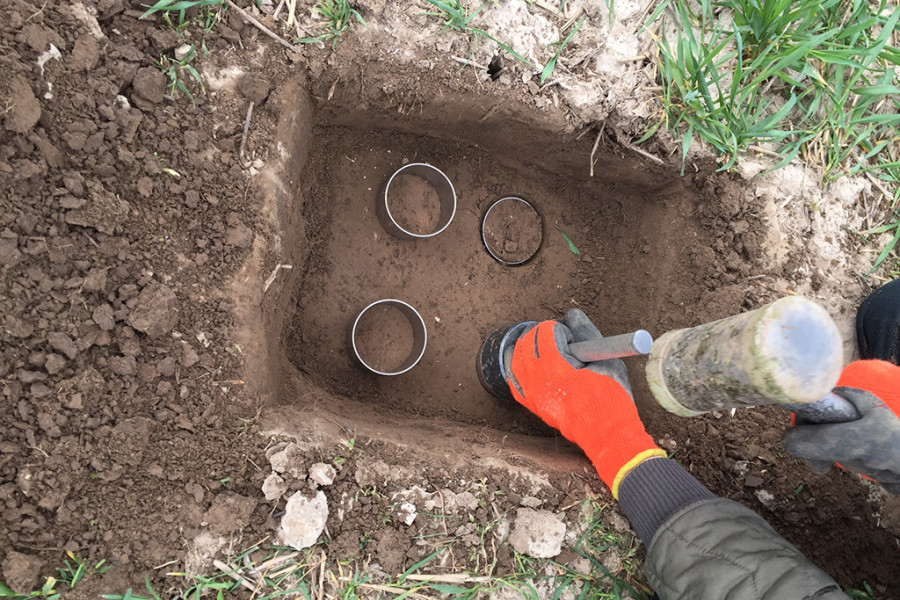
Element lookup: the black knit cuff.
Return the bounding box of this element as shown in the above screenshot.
[618,457,715,544]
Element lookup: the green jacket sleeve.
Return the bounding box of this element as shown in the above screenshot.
[645,498,849,600]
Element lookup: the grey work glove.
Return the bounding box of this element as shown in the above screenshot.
[783,386,900,494]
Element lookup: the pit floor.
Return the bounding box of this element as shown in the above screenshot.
[286,124,735,434]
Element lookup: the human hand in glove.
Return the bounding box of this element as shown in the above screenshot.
[783,360,900,493]
[507,308,666,498]
[857,277,900,363]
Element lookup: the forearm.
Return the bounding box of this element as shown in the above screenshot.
[618,457,849,600]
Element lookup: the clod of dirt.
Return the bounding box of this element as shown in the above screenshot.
[262,473,287,501]
[47,331,78,360]
[509,508,566,558]
[126,283,179,339]
[204,492,257,535]
[238,73,271,104]
[0,237,22,267]
[373,528,410,574]
[64,182,130,234]
[308,463,336,487]
[387,173,442,234]
[2,551,43,594]
[6,76,41,134]
[280,491,328,550]
[131,67,166,111]
[482,199,543,263]
[353,304,414,373]
[69,34,99,72]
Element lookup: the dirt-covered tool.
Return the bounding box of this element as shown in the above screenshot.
[478,297,860,423]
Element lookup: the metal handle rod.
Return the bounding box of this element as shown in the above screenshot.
[783,391,862,424]
[568,330,654,362]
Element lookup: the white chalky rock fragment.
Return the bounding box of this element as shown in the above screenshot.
[308,463,336,487]
[262,472,287,501]
[175,44,192,61]
[509,508,566,559]
[399,501,417,525]
[280,491,328,550]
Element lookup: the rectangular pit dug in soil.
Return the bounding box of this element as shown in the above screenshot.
[255,84,749,458]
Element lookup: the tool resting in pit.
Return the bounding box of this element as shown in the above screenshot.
[506,278,900,600]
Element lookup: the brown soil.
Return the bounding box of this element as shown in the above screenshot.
[353,303,416,373]
[387,172,442,235]
[0,0,896,596]
[482,198,543,264]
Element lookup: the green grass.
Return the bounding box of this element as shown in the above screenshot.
[847,581,894,600]
[642,0,900,271]
[297,0,367,46]
[423,1,536,68]
[100,498,647,600]
[0,553,109,600]
[139,0,224,26]
[155,45,205,106]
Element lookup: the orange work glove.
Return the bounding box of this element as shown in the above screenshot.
[507,309,666,498]
[783,360,900,493]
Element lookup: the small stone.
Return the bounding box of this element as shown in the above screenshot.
[509,509,566,559]
[127,283,179,339]
[398,501,417,526]
[47,331,79,360]
[280,491,328,550]
[308,463,336,487]
[269,443,305,478]
[174,44,193,61]
[262,473,287,501]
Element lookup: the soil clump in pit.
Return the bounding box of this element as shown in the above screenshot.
[353,304,416,373]
[482,198,543,264]
[387,172,442,234]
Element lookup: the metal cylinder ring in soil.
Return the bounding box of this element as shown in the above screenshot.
[481,197,544,266]
[350,299,428,376]
[378,163,457,239]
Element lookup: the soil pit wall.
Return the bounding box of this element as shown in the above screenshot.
[255,79,761,460]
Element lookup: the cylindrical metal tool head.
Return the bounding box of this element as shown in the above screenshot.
[377,163,456,239]
[476,320,538,401]
[646,296,844,416]
[351,299,427,376]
